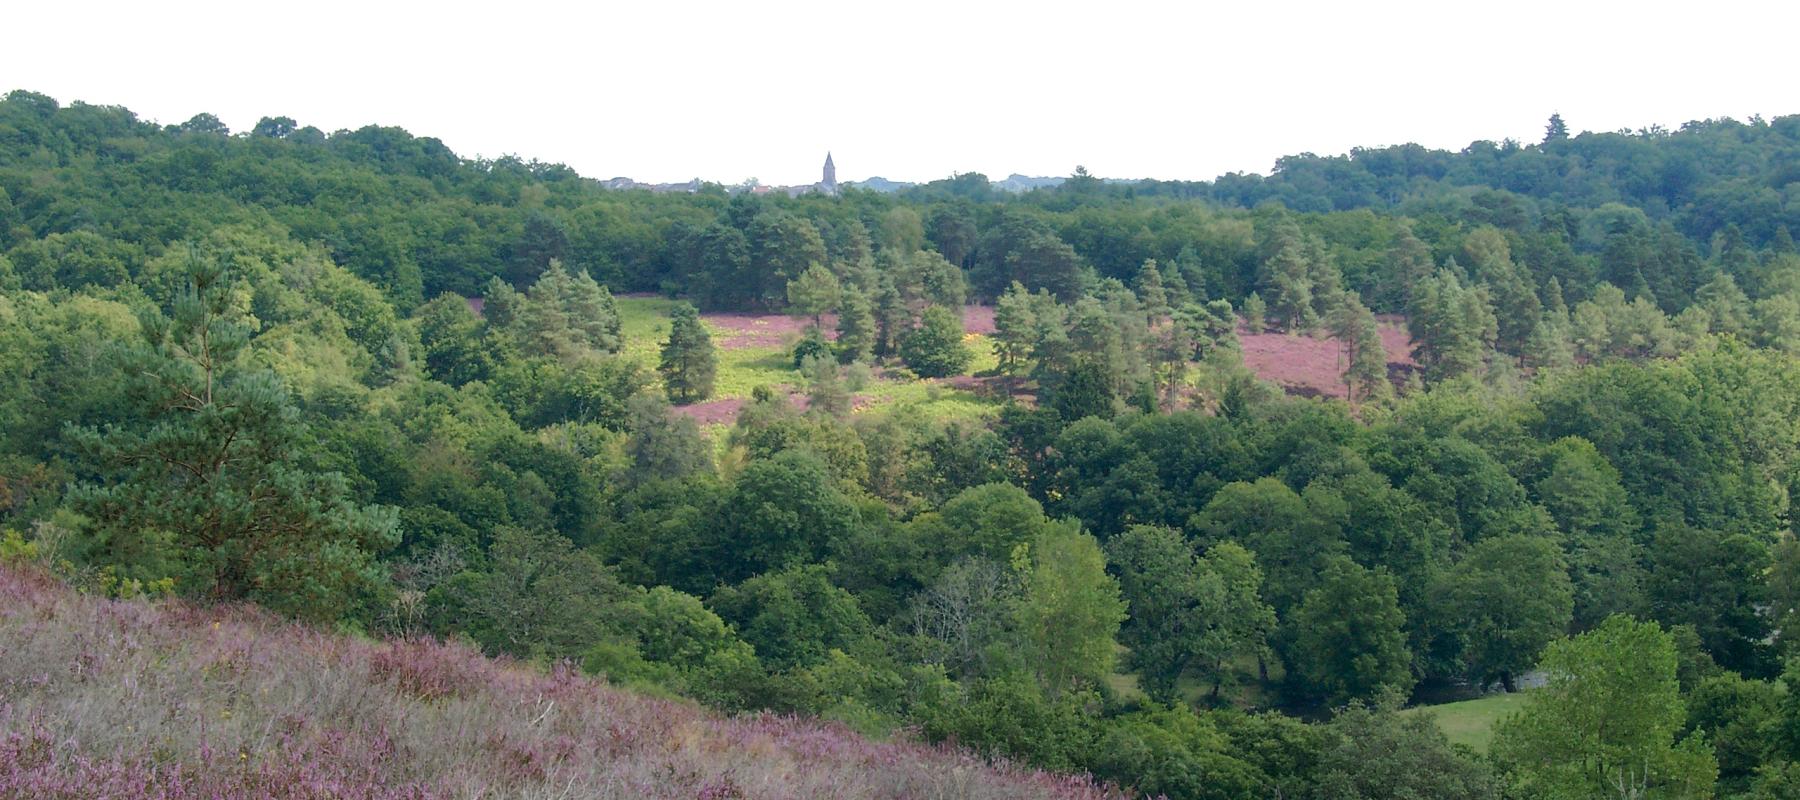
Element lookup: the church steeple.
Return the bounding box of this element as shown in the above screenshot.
[822,151,837,195]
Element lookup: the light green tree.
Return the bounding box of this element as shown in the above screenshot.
[786,263,841,329]
[1491,616,1718,799]
[1012,522,1126,695]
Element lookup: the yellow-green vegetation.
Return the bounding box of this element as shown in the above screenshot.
[615,296,1002,427]
[1402,692,1530,753]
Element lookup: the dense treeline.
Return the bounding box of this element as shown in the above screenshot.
[8,88,1800,798]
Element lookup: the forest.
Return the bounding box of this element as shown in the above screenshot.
[5,89,1800,798]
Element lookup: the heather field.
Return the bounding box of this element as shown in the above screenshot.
[1236,318,1416,400]
[0,566,1123,800]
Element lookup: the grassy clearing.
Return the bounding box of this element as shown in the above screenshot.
[617,296,1003,426]
[617,296,797,401]
[1401,692,1529,753]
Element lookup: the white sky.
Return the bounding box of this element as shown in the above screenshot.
[6,0,1796,186]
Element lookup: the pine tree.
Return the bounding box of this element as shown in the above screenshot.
[1305,235,1345,322]
[1408,270,1497,382]
[1694,272,1752,335]
[1523,316,1576,370]
[801,355,850,417]
[69,247,398,621]
[659,301,717,404]
[1162,264,1192,307]
[872,274,909,358]
[1242,292,1268,334]
[834,286,876,363]
[1331,293,1387,403]
[1262,238,1317,333]
[517,260,623,359]
[1384,224,1435,311]
[564,266,622,353]
[1543,113,1569,143]
[1136,259,1171,322]
[992,281,1038,376]
[785,262,841,329]
[1348,309,1390,404]
[1480,256,1542,358]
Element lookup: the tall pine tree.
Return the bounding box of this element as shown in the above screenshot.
[659,301,717,404]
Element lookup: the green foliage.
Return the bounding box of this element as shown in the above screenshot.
[785,262,841,326]
[657,301,716,404]
[68,249,398,622]
[1492,616,1718,800]
[710,564,875,671]
[15,91,1800,797]
[1012,522,1126,695]
[1108,526,1273,702]
[833,286,875,363]
[1433,535,1573,690]
[1407,269,1496,382]
[1287,560,1414,706]
[901,305,972,378]
[439,526,631,660]
[1313,702,1501,800]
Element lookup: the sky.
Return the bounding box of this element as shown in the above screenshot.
[6,0,1796,186]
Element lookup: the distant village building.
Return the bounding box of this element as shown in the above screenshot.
[781,152,841,197]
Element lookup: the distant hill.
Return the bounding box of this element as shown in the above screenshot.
[0,564,1122,800]
[993,173,1067,193]
[845,176,916,193]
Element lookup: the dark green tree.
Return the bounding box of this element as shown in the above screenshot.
[69,248,399,621]
[1434,535,1573,690]
[658,301,716,404]
[1108,526,1273,702]
[901,305,973,378]
[1288,560,1414,706]
[834,286,876,363]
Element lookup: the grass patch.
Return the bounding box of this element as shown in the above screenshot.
[618,296,1005,448]
[1402,692,1529,753]
[617,296,798,401]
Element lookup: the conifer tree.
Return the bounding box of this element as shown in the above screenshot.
[1305,235,1345,322]
[69,247,399,621]
[1349,310,1390,404]
[785,262,841,329]
[1408,269,1497,382]
[1243,292,1268,334]
[872,274,909,358]
[1524,315,1576,370]
[1383,224,1436,311]
[992,281,1038,377]
[1135,259,1171,322]
[659,301,717,404]
[801,354,850,417]
[834,286,876,363]
[1262,238,1317,333]
[1331,293,1388,403]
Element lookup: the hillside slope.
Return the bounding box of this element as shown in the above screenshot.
[0,566,1121,799]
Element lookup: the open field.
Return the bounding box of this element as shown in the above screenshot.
[616,296,1000,430]
[1237,317,1416,399]
[1400,692,1529,753]
[617,297,1418,432]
